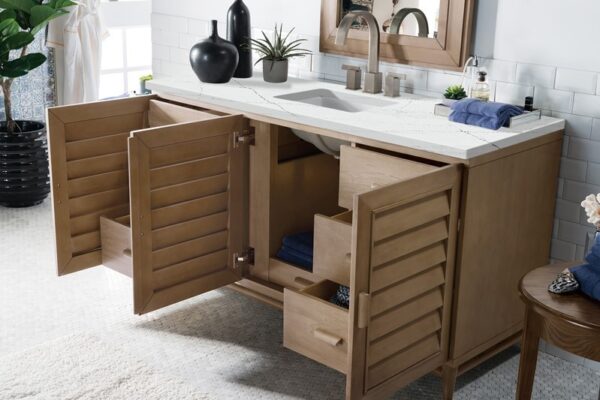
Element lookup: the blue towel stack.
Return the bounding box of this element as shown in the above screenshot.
[277,231,314,271]
[449,98,524,130]
[571,234,600,301]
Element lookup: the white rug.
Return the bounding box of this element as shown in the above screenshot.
[0,334,210,400]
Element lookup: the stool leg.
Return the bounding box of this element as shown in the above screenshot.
[442,364,458,400]
[516,307,541,400]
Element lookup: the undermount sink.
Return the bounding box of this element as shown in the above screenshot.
[275,89,396,156]
[275,89,395,113]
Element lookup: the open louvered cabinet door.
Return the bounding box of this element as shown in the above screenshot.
[128,115,250,315]
[346,164,462,400]
[48,96,155,276]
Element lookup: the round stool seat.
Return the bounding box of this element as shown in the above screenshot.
[521,263,600,331]
[517,262,600,400]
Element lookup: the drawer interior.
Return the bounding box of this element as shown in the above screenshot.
[283,280,349,373]
[100,211,132,277]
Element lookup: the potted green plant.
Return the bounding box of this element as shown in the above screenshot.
[139,74,152,95]
[0,0,75,207]
[442,84,467,107]
[247,24,311,83]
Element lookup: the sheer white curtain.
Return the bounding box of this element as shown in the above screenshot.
[47,0,108,105]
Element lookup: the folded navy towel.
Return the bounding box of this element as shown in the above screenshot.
[449,98,524,130]
[571,233,600,301]
[282,231,314,256]
[277,245,313,271]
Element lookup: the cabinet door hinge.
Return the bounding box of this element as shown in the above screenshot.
[233,127,256,148]
[233,247,255,270]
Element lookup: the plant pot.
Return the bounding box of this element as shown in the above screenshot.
[442,98,459,107]
[262,59,288,83]
[0,120,50,207]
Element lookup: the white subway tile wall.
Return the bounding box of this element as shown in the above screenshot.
[150,8,600,272]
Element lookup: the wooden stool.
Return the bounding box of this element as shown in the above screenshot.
[517,263,600,400]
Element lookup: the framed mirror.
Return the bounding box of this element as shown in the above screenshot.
[320,0,475,70]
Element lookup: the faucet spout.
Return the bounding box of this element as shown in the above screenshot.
[335,11,380,74]
[389,8,429,37]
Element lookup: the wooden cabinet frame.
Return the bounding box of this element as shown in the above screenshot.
[47,95,563,400]
[320,0,476,70]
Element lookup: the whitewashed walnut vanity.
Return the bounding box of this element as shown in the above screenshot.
[47,75,565,400]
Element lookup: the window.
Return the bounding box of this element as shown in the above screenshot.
[99,0,151,98]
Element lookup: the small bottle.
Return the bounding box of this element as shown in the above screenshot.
[470,71,490,102]
[524,96,534,112]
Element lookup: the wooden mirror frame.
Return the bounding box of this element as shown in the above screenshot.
[320,0,475,70]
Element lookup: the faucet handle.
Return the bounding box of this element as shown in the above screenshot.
[342,64,362,91]
[384,73,407,97]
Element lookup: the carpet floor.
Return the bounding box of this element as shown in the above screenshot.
[0,201,599,399]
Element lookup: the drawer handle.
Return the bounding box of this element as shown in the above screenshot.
[294,277,314,288]
[345,253,351,264]
[313,328,343,347]
[123,249,132,257]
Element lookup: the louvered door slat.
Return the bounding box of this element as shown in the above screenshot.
[128,115,248,315]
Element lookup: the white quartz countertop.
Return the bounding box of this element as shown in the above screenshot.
[148,75,565,160]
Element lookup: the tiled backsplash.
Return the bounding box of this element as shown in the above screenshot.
[151,4,600,371]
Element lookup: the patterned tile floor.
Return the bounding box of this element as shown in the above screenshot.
[1,201,599,399]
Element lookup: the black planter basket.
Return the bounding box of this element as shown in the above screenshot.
[0,120,50,207]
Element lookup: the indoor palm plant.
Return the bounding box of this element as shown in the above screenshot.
[0,0,74,207]
[248,24,311,83]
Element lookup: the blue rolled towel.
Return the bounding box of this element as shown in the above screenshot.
[449,98,524,130]
[282,231,314,256]
[277,245,313,271]
[571,233,600,301]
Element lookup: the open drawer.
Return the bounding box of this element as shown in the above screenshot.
[48,95,252,315]
[313,211,352,286]
[100,212,132,277]
[338,145,438,210]
[291,148,464,397]
[284,280,349,373]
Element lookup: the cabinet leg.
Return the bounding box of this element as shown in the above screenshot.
[442,364,458,400]
[516,307,541,400]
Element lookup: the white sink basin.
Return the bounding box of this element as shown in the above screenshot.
[275,89,395,113]
[275,89,396,157]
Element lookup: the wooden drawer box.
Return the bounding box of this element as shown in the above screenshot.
[284,280,349,373]
[338,145,437,209]
[313,211,352,287]
[100,213,132,277]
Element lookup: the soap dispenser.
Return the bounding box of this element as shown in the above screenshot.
[470,71,490,102]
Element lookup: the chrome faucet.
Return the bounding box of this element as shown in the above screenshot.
[336,11,382,94]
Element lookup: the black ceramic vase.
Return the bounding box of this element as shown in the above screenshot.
[227,0,252,78]
[190,20,239,84]
[0,121,50,207]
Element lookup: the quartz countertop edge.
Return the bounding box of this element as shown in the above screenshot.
[147,76,566,160]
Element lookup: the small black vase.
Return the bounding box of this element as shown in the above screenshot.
[190,20,239,84]
[227,0,252,78]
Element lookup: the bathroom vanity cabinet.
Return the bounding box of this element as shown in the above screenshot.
[48,93,562,400]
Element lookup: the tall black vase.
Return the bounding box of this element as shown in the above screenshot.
[190,20,239,84]
[227,0,252,78]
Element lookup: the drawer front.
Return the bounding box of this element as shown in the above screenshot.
[100,216,132,277]
[338,145,437,209]
[269,257,321,290]
[313,212,352,286]
[283,281,349,373]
